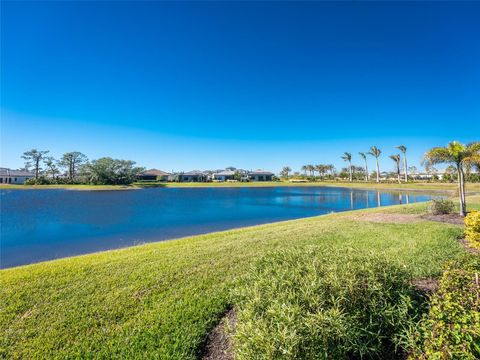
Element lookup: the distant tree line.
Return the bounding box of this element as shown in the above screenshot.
[21,149,144,185]
[281,142,480,185]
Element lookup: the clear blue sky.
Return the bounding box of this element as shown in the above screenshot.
[1,1,479,173]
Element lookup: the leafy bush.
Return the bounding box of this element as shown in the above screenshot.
[429,199,455,215]
[408,255,480,359]
[25,176,52,185]
[232,247,425,359]
[465,211,480,249]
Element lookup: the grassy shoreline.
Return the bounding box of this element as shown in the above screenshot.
[2,197,478,359]
[2,181,480,194]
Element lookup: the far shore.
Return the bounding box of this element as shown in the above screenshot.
[1,181,479,194]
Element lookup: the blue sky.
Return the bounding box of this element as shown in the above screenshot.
[1,1,479,173]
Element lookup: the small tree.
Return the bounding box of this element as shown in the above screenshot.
[22,149,49,180]
[423,141,480,216]
[280,166,291,179]
[341,152,353,182]
[44,156,59,180]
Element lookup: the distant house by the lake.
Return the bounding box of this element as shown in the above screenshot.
[0,168,35,184]
[137,169,171,182]
[212,170,236,182]
[166,168,275,182]
[174,170,208,182]
[248,170,274,182]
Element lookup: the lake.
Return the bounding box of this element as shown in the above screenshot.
[0,187,434,268]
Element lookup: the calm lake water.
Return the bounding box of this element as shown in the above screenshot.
[0,187,434,269]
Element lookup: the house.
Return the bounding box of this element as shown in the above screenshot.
[137,169,170,181]
[248,170,274,182]
[212,170,236,182]
[177,170,208,182]
[0,168,35,184]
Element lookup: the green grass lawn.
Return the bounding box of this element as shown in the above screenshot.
[2,197,477,359]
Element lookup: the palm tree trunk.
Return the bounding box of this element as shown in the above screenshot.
[349,161,352,182]
[457,165,466,216]
[364,161,369,181]
[375,158,380,183]
[403,155,408,182]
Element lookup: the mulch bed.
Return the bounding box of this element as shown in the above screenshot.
[202,308,236,360]
[420,214,464,225]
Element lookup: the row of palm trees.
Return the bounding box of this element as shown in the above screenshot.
[342,145,406,183]
[290,164,336,179]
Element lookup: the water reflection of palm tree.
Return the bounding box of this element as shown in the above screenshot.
[377,191,381,207]
[350,191,354,209]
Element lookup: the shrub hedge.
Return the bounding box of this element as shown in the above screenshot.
[409,255,480,359]
[465,211,480,249]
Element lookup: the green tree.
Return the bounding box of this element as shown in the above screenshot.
[81,157,144,185]
[22,149,49,180]
[341,152,353,182]
[423,141,480,216]
[396,145,408,182]
[280,166,292,179]
[389,154,401,184]
[358,152,369,181]
[44,156,59,180]
[368,146,382,183]
[59,152,88,181]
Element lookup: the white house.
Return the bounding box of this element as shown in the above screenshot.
[212,170,236,182]
[0,168,35,184]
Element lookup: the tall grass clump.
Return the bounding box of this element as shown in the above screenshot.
[232,246,426,360]
[408,255,480,359]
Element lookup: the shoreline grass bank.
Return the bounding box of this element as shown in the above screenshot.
[2,197,478,359]
[2,181,480,194]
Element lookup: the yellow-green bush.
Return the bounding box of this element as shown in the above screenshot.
[465,210,480,249]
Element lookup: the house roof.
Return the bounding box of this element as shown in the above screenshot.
[140,169,171,176]
[183,170,206,176]
[0,168,35,177]
[215,170,236,176]
[249,170,274,175]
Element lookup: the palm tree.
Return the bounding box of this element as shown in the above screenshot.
[358,152,369,181]
[341,152,353,182]
[368,146,382,183]
[389,154,401,183]
[307,164,315,177]
[396,145,408,182]
[315,164,325,181]
[301,165,308,176]
[423,141,480,216]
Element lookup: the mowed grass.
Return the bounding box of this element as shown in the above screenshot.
[1,198,476,359]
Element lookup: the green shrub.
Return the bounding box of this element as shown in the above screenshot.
[232,247,425,360]
[408,255,480,359]
[465,211,480,249]
[429,199,455,215]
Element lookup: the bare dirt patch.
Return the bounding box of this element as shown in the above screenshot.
[412,278,439,295]
[349,213,422,224]
[202,308,236,360]
[421,214,464,225]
